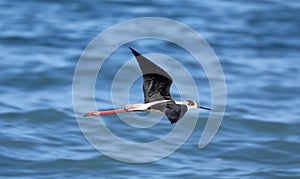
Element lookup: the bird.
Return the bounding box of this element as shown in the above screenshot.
[84,47,211,124]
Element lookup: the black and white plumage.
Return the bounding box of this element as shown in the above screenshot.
[128,47,211,123]
[84,47,211,124]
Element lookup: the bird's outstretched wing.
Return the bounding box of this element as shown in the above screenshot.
[148,100,188,124]
[129,47,173,103]
[165,104,188,123]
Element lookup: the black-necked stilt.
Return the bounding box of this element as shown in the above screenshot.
[84,47,211,123]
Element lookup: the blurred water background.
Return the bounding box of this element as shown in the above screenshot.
[1,0,300,178]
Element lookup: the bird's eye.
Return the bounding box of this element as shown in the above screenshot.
[186,100,195,106]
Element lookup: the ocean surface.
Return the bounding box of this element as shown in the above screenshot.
[1,0,300,178]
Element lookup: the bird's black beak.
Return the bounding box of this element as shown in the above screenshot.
[197,106,212,110]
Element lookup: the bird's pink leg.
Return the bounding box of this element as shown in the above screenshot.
[84,103,149,117]
[84,108,128,117]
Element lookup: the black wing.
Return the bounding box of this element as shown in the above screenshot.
[165,104,188,124]
[129,47,173,103]
[149,101,188,124]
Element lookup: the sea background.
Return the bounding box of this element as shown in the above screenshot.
[1,0,300,178]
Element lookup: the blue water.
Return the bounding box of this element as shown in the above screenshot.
[1,0,300,178]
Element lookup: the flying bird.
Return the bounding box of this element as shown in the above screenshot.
[84,47,211,123]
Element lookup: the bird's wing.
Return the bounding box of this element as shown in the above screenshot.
[129,47,173,103]
[165,104,188,123]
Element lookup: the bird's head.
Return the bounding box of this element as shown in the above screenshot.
[183,100,212,111]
